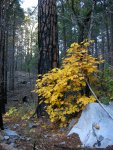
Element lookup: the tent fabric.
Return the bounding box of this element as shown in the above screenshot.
[68,103,113,148]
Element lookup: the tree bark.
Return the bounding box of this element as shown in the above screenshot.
[37,0,59,116]
[110,12,113,66]
[38,0,59,74]
[0,0,5,129]
[61,0,67,56]
[9,9,15,90]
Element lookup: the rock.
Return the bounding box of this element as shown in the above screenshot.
[26,137,31,141]
[20,81,27,84]
[20,136,26,140]
[4,125,8,129]
[44,135,48,138]
[28,122,37,128]
[27,82,31,85]
[7,139,14,144]
[4,136,10,140]
[0,134,4,141]
[13,136,19,140]
[52,134,56,137]
[13,124,19,129]
[9,142,17,148]
[59,128,66,132]
[59,141,66,145]
[6,140,11,145]
[4,129,19,138]
[68,102,113,148]
[77,144,81,148]
[0,143,18,150]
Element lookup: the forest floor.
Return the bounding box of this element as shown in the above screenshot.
[0,71,113,150]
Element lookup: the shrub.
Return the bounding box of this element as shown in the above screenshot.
[35,41,102,127]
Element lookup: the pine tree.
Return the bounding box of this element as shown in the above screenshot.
[38,0,59,74]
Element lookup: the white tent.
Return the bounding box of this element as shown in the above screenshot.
[68,103,113,148]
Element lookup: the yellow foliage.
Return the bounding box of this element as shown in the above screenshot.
[35,41,102,126]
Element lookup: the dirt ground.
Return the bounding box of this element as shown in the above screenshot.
[1,71,113,150]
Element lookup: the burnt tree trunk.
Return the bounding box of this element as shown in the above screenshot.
[37,0,59,116]
[38,0,59,74]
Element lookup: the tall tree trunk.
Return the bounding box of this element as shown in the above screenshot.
[37,0,59,116]
[61,0,67,56]
[0,0,5,129]
[9,9,15,90]
[38,0,59,74]
[94,37,98,58]
[110,12,113,66]
[71,0,96,43]
[105,15,110,63]
[71,0,96,96]
[3,18,9,104]
[101,30,105,70]
[0,0,15,129]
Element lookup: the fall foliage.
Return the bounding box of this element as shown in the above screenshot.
[35,41,103,126]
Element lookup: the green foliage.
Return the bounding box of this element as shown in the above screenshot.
[95,67,113,104]
[99,96,110,105]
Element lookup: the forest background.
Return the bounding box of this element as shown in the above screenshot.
[0,0,113,140]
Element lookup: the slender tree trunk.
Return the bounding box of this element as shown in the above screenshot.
[9,10,15,90]
[3,19,9,104]
[110,12,113,66]
[61,0,67,56]
[0,0,15,129]
[0,0,5,129]
[71,1,96,96]
[78,23,85,43]
[95,37,98,57]
[105,16,110,63]
[101,30,105,70]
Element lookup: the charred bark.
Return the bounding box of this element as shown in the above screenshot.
[38,0,59,74]
[38,0,59,116]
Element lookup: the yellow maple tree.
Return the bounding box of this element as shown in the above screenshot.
[35,40,102,126]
